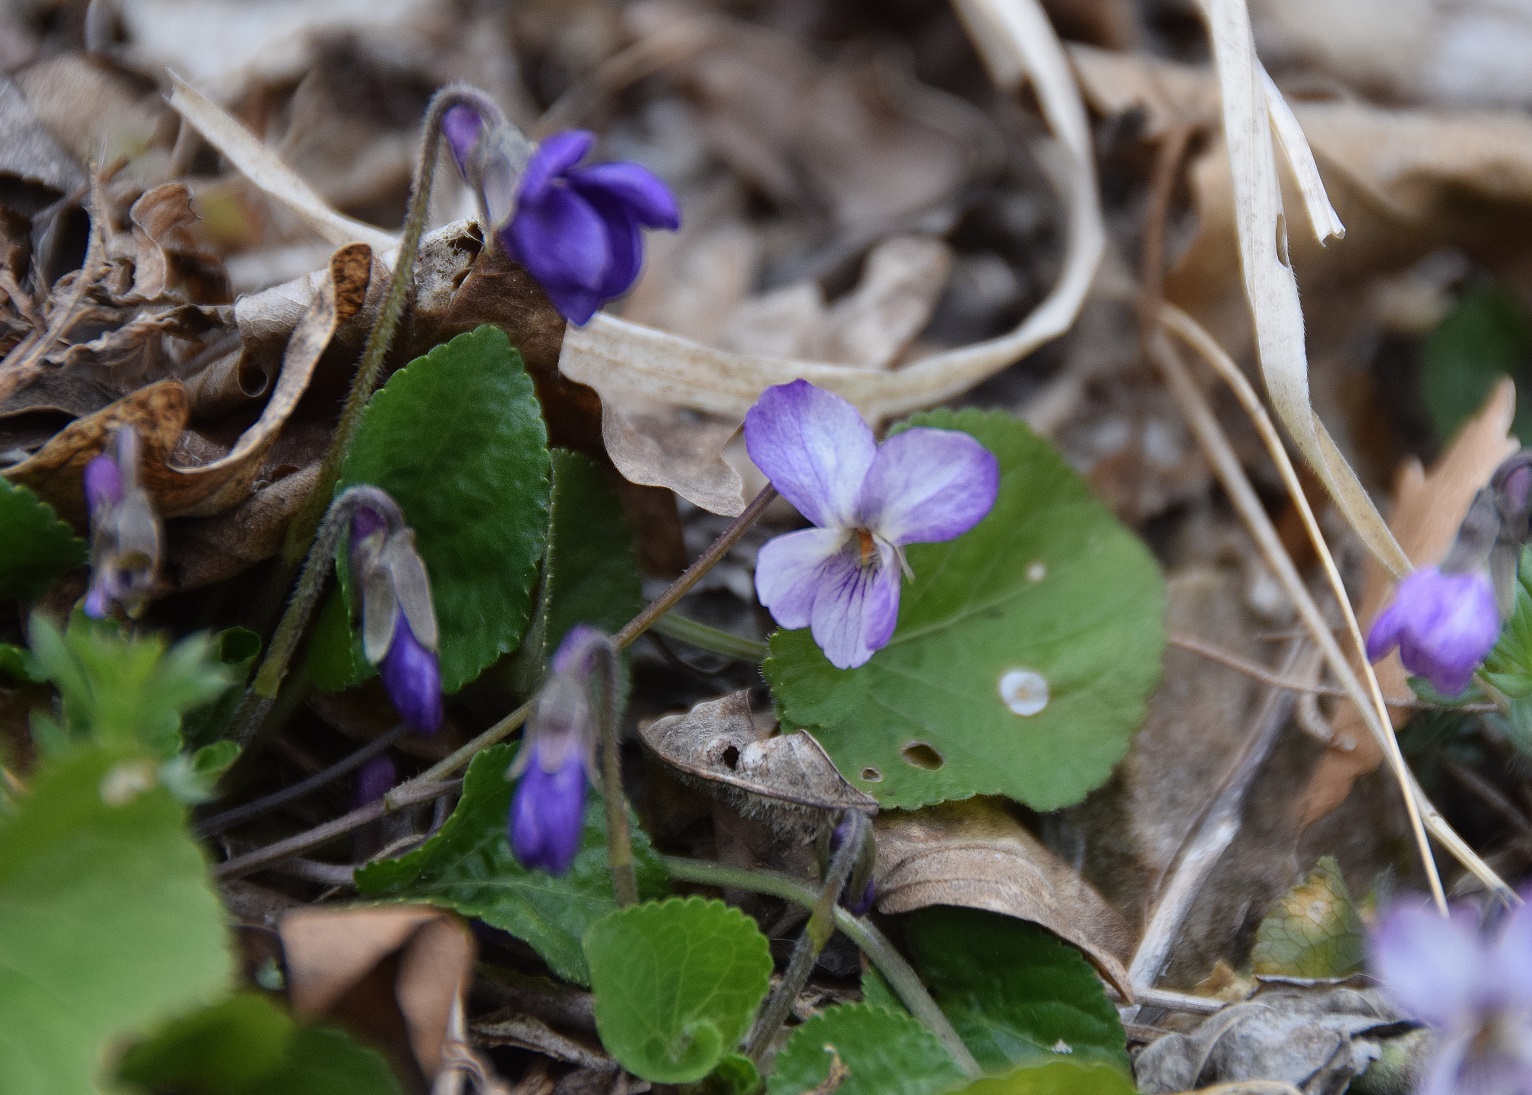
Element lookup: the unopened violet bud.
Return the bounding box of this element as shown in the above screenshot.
[83,453,123,519]
[345,488,443,734]
[353,753,398,809]
[441,102,485,178]
[83,427,160,620]
[825,813,877,917]
[1366,566,1500,696]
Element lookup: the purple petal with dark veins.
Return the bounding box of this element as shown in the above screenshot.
[380,613,442,734]
[571,161,681,229]
[807,539,901,670]
[519,129,595,200]
[858,426,999,546]
[755,527,849,631]
[744,380,876,530]
[509,741,587,876]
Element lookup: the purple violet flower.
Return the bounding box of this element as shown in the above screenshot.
[349,496,442,734]
[744,380,1000,670]
[828,814,877,917]
[353,754,398,809]
[507,627,605,876]
[1371,893,1532,1095]
[1366,566,1500,696]
[83,427,160,620]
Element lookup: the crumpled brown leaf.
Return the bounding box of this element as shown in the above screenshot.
[874,798,1135,999]
[1302,379,1517,823]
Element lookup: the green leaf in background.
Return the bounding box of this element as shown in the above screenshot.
[766,1005,964,1095]
[26,616,234,758]
[0,642,36,681]
[1422,285,1532,443]
[309,324,552,694]
[0,747,233,1095]
[355,743,666,985]
[766,409,1165,810]
[119,992,403,1095]
[584,896,773,1084]
[949,1062,1137,1095]
[1251,856,1365,979]
[903,907,1129,1075]
[1484,545,1532,700]
[182,627,261,748]
[507,449,644,694]
[0,477,86,602]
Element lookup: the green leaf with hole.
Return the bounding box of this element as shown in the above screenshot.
[1251,856,1365,978]
[767,1005,963,1095]
[308,325,551,693]
[355,743,665,985]
[584,897,773,1084]
[949,1062,1137,1095]
[903,907,1129,1075]
[766,409,1164,810]
[0,477,86,602]
[0,746,233,1095]
[119,992,403,1095]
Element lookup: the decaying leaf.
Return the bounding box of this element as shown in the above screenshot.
[1250,856,1365,980]
[280,904,483,1087]
[873,799,1134,999]
[639,690,877,832]
[1303,380,1517,823]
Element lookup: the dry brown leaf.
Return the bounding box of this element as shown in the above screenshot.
[281,904,477,1086]
[639,690,877,832]
[1302,379,1518,823]
[874,799,1135,998]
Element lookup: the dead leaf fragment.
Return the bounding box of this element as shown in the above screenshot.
[874,799,1134,999]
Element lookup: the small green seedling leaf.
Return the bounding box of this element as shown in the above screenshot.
[0,746,233,1095]
[766,1005,963,1095]
[1251,856,1365,979]
[355,743,666,985]
[948,1061,1137,1095]
[767,409,1164,810]
[0,477,86,602]
[118,992,404,1095]
[309,325,552,694]
[584,897,773,1084]
[902,907,1129,1075]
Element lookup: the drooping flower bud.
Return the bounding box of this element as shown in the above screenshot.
[353,753,398,809]
[348,491,442,734]
[820,812,877,917]
[507,626,608,876]
[83,426,161,619]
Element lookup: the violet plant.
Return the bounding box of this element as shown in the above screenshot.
[82,427,161,621]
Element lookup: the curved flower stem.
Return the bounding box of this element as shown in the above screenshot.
[593,638,638,905]
[745,812,866,1065]
[662,854,982,1079]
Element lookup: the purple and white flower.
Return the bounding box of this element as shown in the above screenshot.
[1371,892,1532,1095]
[348,494,442,734]
[744,380,999,670]
[440,95,680,325]
[508,626,606,876]
[83,426,160,620]
[1366,566,1500,696]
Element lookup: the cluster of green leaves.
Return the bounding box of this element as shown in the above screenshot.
[1481,546,1532,753]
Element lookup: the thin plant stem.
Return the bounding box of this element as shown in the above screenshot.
[661,855,981,1079]
[593,639,638,906]
[652,612,769,663]
[745,812,866,1064]
[197,722,409,838]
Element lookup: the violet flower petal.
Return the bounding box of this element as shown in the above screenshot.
[551,624,606,676]
[755,527,848,631]
[571,162,682,229]
[380,613,443,734]
[83,453,123,518]
[858,426,999,546]
[807,540,901,670]
[519,129,595,199]
[584,197,644,300]
[1490,895,1532,1010]
[509,744,587,876]
[509,185,611,295]
[1367,567,1500,696]
[441,103,485,177]
[353,754,398,809]
[1371,901,1486,1030]
[744,380,877,530]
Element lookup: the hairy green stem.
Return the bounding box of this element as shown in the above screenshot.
[661,856,981,1077]
[652,612,769,663]
[745,813,866,1063]
[593,638,638,905]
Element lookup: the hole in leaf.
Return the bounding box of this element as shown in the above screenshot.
[901,742,944,770]
[719,745,740,770]
[860,766,883,783]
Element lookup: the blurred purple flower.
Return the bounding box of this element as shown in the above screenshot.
[507,627,605,876]
[829,814,876,917]
[745,380,999,670]
[353,754,398,809]
[1371,893,1532,1095]
[83,427,160,620]
[349,496,442,734]
[1366,566,1500,696]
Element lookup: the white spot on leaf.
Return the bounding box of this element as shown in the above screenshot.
[1026,561,1046,583]
[999,669,1049,716]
